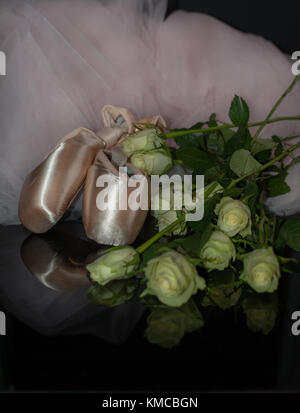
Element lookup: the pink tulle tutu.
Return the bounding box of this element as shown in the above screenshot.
[1,0,300,224]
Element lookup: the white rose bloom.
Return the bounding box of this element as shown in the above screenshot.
[131,149,172,175]
[145,250,206,307]
[86,246,139,286]
[200,230,236,271]
[122,129,163,157]
[215,197,252,237]
[240,247,280,293]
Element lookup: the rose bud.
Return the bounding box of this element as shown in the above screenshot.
[86,246,139,286]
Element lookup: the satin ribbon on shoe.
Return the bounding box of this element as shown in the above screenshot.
[18,105,166,245]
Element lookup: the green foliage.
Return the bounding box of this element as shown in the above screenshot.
[225,126,251,155]
[230,149,262,177]
[176,147,219,173]
[277,219,300,251]
[229,95,250,126]
[267,171,291,197]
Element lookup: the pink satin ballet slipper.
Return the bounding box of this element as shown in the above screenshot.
[136,115,167,131]
[83,149,149,245]
[19,127,106,233]
[21,234,91,291]
[101,104,136,137]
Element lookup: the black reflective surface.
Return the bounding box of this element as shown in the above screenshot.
[0,221,300,391]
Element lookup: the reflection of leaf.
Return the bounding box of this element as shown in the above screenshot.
[88,279,138,307]
[145,299,204,349]
[242,293,278,335]
[202,270,242,310]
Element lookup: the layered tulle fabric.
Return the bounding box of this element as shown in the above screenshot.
[1,0,300,224]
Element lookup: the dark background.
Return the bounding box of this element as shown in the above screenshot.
[167,0,300,54]
[1,0,300,393]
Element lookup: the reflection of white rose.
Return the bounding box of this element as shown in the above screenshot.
[122,129,163,157]
[215,197,251,237]
[145,250,206,307]
[131,149,172,175]
[200,230,236,271]
[240,247,280,293]
[87,246,139,286]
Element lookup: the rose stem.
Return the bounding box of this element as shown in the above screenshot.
[164,74,300,141]
[163,116,300,139]
[136,181,221,255]
[252,73,300,141]
[136,215,185,254]
[226,140,300,190]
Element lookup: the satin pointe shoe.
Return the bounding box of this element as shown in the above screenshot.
[83,149,149,245]
[19,127,106,233]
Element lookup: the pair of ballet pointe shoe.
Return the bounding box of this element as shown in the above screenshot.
[19,105,166,245]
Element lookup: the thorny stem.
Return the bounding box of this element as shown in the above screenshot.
[226,141,300,190]
[164,116,300,139]
[164,75,300,141]
[252,74,300,141]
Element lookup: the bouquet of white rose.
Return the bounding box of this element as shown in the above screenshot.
[87,74,300,348]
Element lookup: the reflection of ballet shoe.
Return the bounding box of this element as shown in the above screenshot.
[19,128,105,233]
[83,150,149,246]
[20,233,94,291]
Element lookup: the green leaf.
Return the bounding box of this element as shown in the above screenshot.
[189,194,221,233]
[225,127,251,155]
[176,148,219,173]
[204,166,222,183]
[267,172,290,197]
[242,181,259,198]
[174,134,202,149]
[272,135,282,144]
[223,187,244,198]
[180,222,213,255]
[251,138,276,155]
[275,142,284,157]
[229,95,250,126]
[222,128,236,142]
[277,219,300,251]
[229,149,262,177]
[206,132,224,153]
[255,149,272,164]
[287,155,300,169]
